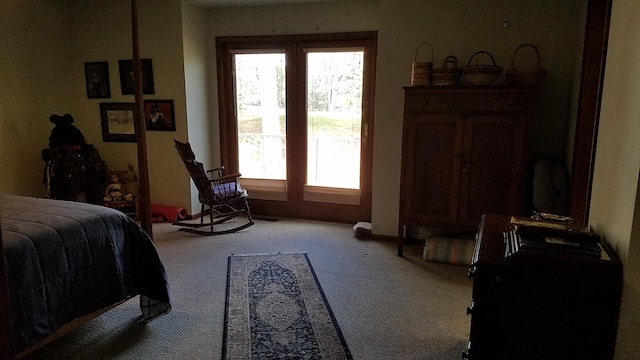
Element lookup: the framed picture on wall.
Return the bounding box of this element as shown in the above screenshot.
[118,58,155,95]
[144,99,176,131]
[100,102,136,142]
[84,61,111,98]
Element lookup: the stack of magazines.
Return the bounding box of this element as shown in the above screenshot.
[504,216,603,259]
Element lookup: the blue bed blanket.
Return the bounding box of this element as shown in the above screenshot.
[0,194,171,352]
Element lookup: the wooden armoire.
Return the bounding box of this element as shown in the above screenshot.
[398,87,536,256]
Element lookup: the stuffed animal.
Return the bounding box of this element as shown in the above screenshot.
[46,114,107,204]
[122,163,139,198]
[48,114,86,149]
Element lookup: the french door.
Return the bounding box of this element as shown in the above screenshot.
[216,32,376,223]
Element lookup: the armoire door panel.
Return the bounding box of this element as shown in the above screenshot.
[459,116,526,226]
[405,115,462,224]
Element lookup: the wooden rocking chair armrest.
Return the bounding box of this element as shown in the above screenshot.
[223,172,242,178]
[206,166,226,177]
[205,173,242,185]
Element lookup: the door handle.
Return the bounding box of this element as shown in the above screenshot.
[362,123,368,147]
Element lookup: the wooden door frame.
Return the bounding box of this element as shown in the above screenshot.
[568,0,612,225]
[216,32,377,223]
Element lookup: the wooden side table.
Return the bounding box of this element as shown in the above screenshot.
[464,214,623,359]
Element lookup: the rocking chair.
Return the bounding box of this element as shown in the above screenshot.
[173,139,254,235]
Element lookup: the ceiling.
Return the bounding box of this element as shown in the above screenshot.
[182,0,345,7]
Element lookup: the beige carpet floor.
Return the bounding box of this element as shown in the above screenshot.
[22,217,473,360]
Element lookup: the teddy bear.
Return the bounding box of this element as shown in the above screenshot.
[48,113,86,149]
[121,163,139,198]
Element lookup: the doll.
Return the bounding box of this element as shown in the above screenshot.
[104,173,132,202]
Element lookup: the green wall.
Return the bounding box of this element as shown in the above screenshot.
[0,0,586,231]
[0,0,191,210]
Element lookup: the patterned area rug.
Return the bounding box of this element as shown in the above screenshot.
[223,253,352,359]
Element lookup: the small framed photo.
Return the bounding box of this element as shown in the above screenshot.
[100,102,136,142]
[118,58,155,95]
[85,61,111,98]
[144,99,176,131]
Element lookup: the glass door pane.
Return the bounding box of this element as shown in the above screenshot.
[306,50,364,189]
[234,53,286,180]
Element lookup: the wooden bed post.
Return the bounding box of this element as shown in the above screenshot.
[131,0,153,239]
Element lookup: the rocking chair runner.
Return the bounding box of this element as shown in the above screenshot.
[173,139,254,235]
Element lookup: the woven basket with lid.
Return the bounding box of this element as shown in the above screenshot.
[432,56,461,87]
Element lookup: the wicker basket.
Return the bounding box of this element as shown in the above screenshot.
[432,56,461,87]
[505,44,546,88]
[411,42,434,86]
[461,51,503,86]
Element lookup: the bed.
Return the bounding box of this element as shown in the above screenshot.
[0,194,171,358]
